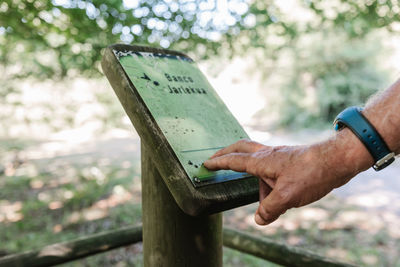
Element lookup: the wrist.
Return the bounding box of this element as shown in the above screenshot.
[361,108,399,154]
[338,128,374,173]
[325,128,373,180]
[361,78,400,155]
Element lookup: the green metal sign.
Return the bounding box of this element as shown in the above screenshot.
[116,50,251,186]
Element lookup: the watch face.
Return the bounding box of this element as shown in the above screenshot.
[333,120,345,132]
[334,122,340,131]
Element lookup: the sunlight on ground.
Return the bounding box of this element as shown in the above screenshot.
[66,185,134,225]
[0,201,23,223]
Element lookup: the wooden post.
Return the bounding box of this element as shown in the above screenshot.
[141,143,222,267]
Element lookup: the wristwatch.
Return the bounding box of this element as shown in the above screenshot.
[333,106,395,171]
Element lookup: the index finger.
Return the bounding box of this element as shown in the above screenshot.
[204,152,251,172]
[209,139,265,159]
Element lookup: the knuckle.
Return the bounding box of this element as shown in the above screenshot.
[214,157,226,167]
[271,146,283,153]
[245,154,259,174]
[237,139,250,146]
[237,139,247,144]
[250,141,263,150]
[227,158,237,169]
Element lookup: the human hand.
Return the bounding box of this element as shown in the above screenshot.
[204,131,372,225]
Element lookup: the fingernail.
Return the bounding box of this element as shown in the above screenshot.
[255,214,267,225]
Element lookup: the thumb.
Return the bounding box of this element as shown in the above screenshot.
[259,179,272,203]
[255,188,291,225]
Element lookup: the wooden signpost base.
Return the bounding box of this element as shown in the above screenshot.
[141,143,223,267]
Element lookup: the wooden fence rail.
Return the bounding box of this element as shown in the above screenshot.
[0,225,355,267]
[223,228,356,267]
[0,226,143,267]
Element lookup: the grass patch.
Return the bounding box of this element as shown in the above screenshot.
[0,160,142,255]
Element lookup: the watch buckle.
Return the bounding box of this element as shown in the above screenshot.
[373,152,396,171]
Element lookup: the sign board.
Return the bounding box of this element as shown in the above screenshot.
[102,44,258,215]
[114,50,251,186]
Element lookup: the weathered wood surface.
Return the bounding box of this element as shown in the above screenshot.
[223,227,357,267]
[101,44,258,216]
[142,142,222,267]
[0,225,142,267]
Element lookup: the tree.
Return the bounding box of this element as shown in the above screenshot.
[1,0,399,80]
[1,0,400,129]
[0,0,267,79]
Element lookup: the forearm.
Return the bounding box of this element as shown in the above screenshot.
[363,78,400,154]
[320,79,400,179]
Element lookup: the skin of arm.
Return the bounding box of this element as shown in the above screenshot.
[204,78,400,225]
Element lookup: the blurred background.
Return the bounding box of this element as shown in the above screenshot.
[1,0,400,266]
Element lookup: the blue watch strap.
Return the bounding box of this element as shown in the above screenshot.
[333,106,395,171]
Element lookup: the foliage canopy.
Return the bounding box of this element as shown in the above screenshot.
[1,0,400,80]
